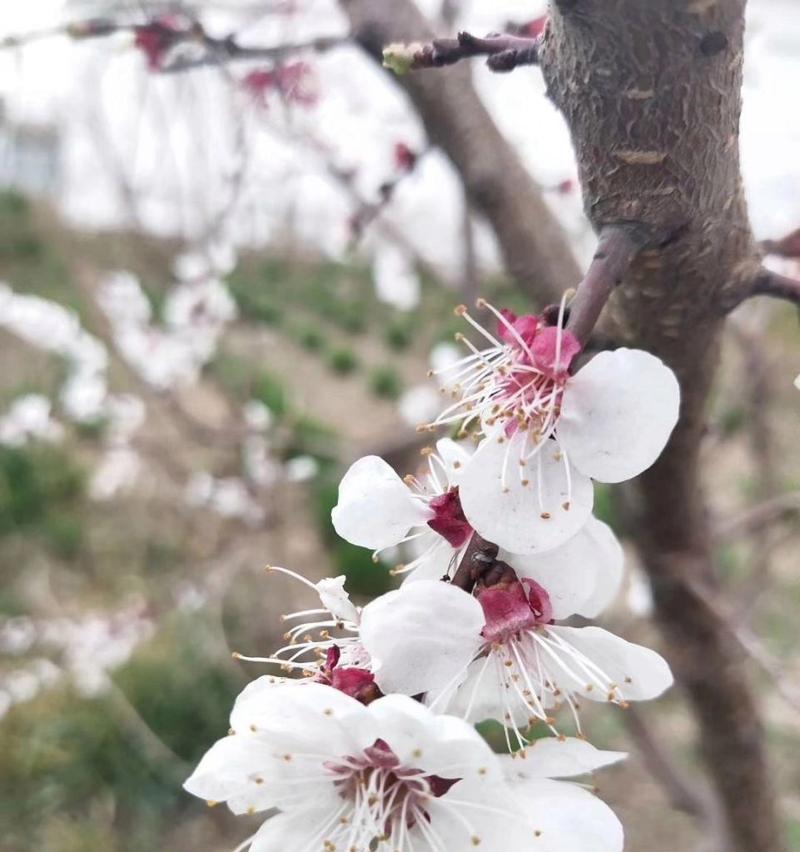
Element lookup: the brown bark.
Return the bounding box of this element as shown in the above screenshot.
[540,2,782,850]
[340,0,581,306]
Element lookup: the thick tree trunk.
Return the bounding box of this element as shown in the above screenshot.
[340,0,581,306]
[540,2,782,850]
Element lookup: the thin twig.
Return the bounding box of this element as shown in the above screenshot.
[383,31,540,75]
[687,579,800,714]
[160,35,346,73]
[622,706,709,818]
[748,268,800,305]
[761,227,800,259]
[714,491,800,541]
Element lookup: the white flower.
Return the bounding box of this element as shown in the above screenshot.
[373,243,421,311]
[233,567,371,698]
[331,439,474,581]
[429,302,680,554]
[358,521,672,741]
[0,394,64,446]
[184,683,624,852]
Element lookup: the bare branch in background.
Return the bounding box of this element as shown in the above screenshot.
[341,0,581,306]
[622,706,710,819]
[715,490,800,541]
[383,31,541,75]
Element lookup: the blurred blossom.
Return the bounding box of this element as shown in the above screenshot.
[372,244,421,311]
[0,394,64,446]
[171,241,237,280]
[97,270,152,325]
[0,283,110,422]
[185,471,215,506]
[174,582,208,613]
[625,566,655,618]
[105,394,146,442]
[241,62,319,108]
[428,341,462,385]
[98,269,236,391]
[243,435,282,487]
[285,454,319,483]
[184,472,265,524]
[243,398,273,431]
[0,691,11,721]
[0,616,37,655]
[398,383,440,427]
[4,669,41,704]
[89,445,142,501]
[55,604,155,697]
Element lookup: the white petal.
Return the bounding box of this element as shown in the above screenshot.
[548,625,674,701]
[229,682,371,761]
[331,455,433,550]
[435,437,472,485]
[558,348,680,484]
[503,737,626,780]
[514,778,624,852]
[315,575,359,623]
[429,654,528,728]
[459,431,594,555]
[416,780,534,851]
[359,581,484,696]
[368,694,501,778]
[402,536,460,583]
[183,734,277,808]
[249,811,328,851]
[505,516,623,619]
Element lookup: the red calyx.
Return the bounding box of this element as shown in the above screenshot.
[427,488,473,548]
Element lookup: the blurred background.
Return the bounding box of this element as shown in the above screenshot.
[0,1,798,851]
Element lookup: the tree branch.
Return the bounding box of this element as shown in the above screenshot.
[622,706,709,819]
[761,227,800,259]
[540,2,783,849]
[748,267,800,306]
[382,31,540,75]
[341,0,580,306]
[565,224,650,345]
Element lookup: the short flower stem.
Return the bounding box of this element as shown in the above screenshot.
[565,224,650,346]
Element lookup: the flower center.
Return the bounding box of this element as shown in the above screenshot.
[427,487,473,548]
[326,739,460,837]
[478,578,554,644]
[427,301,581,446]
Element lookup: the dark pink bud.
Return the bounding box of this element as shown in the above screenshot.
[324,645,341,671]
[427,488,473,548]
[556,178,575,195]
[394,142,417,172]
[531,326,581,376]
[134,17,185,71]
[276,61,318,107]
[241,68,277,106]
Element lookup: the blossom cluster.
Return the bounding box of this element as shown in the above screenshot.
[185,302,681,850]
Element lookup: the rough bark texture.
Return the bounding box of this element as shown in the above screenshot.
[540,2,782,850]
[340,0,581,306]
